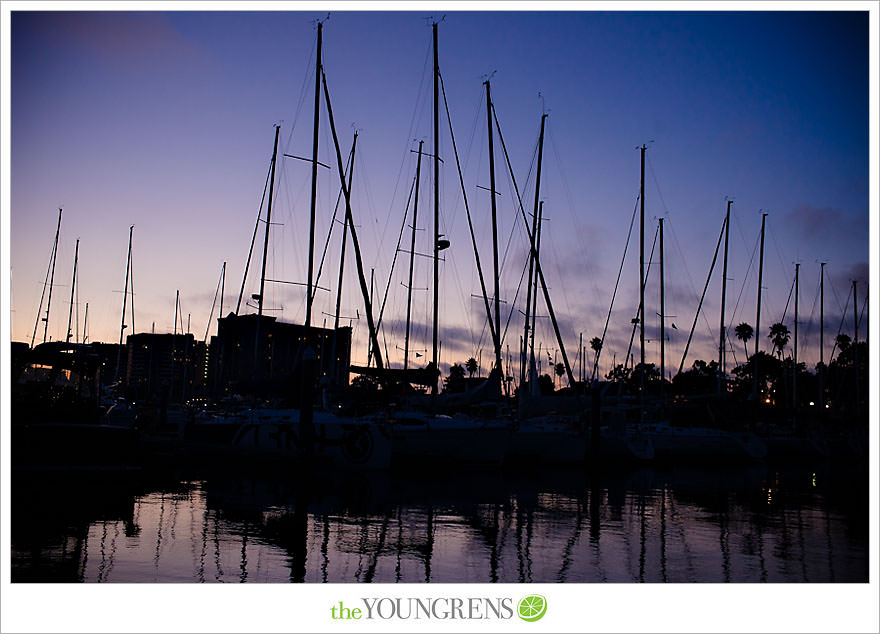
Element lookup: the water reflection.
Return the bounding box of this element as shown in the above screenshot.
[11,462,867,583]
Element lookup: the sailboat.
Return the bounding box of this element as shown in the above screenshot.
[173,23,393,470]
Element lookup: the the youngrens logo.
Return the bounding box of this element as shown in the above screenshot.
[517,595,547,622]
[329,596,547,622]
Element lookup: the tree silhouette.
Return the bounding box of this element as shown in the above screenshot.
[465,357,478,378]
[734,322,753,360]
[768,322,791,359]
[835,333,851,353]
[444,363,466,393]
[589,336,602,379]
[554,362,565,388]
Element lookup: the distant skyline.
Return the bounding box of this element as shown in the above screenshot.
[6,8,872,380]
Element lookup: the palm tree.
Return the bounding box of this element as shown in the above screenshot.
[734,322,753,360]
[554,362,565,388]
[589,336,602,380]
[768,322,791,359]
[465,357,478,378]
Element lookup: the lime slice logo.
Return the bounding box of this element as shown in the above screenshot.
[517,595,547,622]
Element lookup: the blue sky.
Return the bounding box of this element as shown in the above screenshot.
[7,9,871,378]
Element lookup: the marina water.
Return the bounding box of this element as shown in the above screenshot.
[12,459,866,583]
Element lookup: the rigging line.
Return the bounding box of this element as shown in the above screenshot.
[129,239,135,335]
[31,211,61,348]
[547,129,578,226]
[203,265,224,344]
[779,273,796,326]
[858,288,868,334]
[502,251,531,352]
[827,266,847,315]
[496,130,540,317]
[828,290,852,363]
[663,217,701,315]
[388,36,432,224]
[376,170,417,332]
[665,216,714,337]
[800,272,821,355]
[593,195,640,381]
[678,214,727,375]
[497,132,539,277]
[645,153,671,216]
[236,154,273,314]
[311,141,354,305]
[492,105,577,388]
[729,226,760,328]
[625,224,659,370]
[439,72,499,352]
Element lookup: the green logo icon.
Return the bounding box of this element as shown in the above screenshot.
[517,595,547,622]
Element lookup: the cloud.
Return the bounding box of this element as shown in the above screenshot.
[32,12,208,70]
[782,204,866,245]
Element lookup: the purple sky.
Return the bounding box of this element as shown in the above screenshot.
[8,10,870,379]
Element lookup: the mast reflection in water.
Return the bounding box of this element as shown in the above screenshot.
[12,463,867,583]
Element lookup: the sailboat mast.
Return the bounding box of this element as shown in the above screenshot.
[258,125,281,319]
[718,199,731,393]
[659,217,665,391]
[114,225,134,386]
[819,261,825,408]
[42,208,63,345]
[793,262,799,412]
[66,238,79,343]
[639,145,646,395]
[522,114,547,390]
[82,302,89,344]
[334,134,356,332]
[220,261,225,322]
[523,113,547,388]
[322,69,384,371]
[404,140,424,372]
[753,212,767,400]
[432,21,440,396]
[529,202,544,385]
[306,21,323,331]
[853,280,859,415]
[484,80,502,372]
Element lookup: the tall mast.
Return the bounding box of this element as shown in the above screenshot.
[529,202,544,391]
[853,280,859,415]
[258,125,281,319]
[639,145,646,400]
[43,208,63,345]
[66,238,79,343]
[522,114,547,390]
[330,133,357,385]
[793,262,799,413]
[819,261,825,408]
[404,140,424,372]
[659,217,665,393]
[220,261,226,322]
[753,212,767,400]
[718,200,731,393]
[114,224,134,386]
[306,21,323,331]
[432,21,440,396]
[484,80,502,372]
[493,109,576,389]
[82,302,89,344]
[322,69,384,371]
[334,133,357,332]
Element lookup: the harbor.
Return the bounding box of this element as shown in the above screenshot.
[6,10,872,618]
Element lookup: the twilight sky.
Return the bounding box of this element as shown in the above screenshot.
[7,9,870,380]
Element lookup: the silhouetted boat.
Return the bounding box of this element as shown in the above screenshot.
[12,342,140,470]
[156,407,393,470]
[636,422,767,461]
